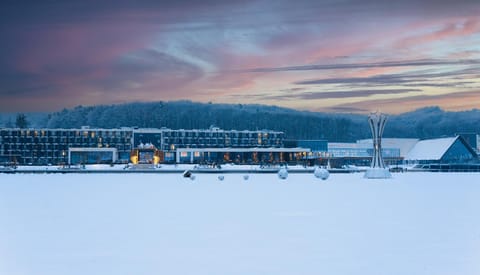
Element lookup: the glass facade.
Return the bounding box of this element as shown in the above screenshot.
[285,140,328,152]
[457,133,478,153]
[133,132,162,148]
[175,148,308,165]
[0,128,132,165]
[1,127,285,165]
[297,140,328,152]
[70,151,115,164]
[441,138,476,163]
[155,129,284,151]
[328,147,400,158]
[327,144,402,167]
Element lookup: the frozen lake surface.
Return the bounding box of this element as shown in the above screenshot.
[1,172,479,275]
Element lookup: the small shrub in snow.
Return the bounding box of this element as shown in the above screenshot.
[278,168,288,180]
[314,167,329,180]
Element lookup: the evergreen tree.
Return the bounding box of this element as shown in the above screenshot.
[15,113,29,128]
[5,118,14,128]
[39,102,480,141]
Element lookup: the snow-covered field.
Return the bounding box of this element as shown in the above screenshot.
[1,172,479,275]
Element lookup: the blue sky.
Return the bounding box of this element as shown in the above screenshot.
[1,0,479,113]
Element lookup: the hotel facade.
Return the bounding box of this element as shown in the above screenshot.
[1,127,477,167]
[0,127,310,165]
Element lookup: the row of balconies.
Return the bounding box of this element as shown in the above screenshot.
[162,132,284,139]
[164,133,257,138]
[2,133,283,143]
[6,156,62,160]
[5,152,65,156]
[2,129,283,138]
[162,129,283,135]
[162,137,280,144]
[2,143,132,150]
[17,154,65,158]
[1,137,131,143]
[161,143,281,149]
[0,131,132,138]
[2,143,101,148]
[2,144,131,151]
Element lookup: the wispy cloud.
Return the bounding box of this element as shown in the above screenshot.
[240,59,480,73]
[326,91,480,114]
[257,89,421,101]
[396,18,480,49]
[294,67,479,88]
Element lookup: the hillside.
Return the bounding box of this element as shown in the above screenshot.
[2,102,480,142]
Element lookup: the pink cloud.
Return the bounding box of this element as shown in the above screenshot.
[17,25,151,69]
[395,17,480,49]
[10,11,163,96]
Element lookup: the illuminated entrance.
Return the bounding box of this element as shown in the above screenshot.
[130,143,163,165]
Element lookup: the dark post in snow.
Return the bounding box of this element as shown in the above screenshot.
[364,111,391,179]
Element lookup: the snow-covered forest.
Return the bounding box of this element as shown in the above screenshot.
[1,102,480,142]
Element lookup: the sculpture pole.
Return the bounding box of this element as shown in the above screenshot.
[364,112,391,179]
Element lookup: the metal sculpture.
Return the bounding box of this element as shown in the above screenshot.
[364,112,391,179]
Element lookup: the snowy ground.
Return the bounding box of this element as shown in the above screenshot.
[0,173,479,275]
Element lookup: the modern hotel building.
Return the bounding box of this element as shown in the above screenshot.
[0,127,309,165]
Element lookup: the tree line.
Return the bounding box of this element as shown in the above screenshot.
[2,102,479,142]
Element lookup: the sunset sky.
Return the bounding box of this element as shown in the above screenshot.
[1,0,480,113]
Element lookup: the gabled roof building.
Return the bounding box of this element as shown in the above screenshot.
[405,136,478,164]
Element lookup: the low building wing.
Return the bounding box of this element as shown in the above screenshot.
[406,136,477,163]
